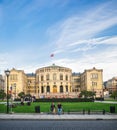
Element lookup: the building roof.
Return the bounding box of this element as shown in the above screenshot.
[37,64,71,70]
[26,73,36,77]
[72,72,81,76]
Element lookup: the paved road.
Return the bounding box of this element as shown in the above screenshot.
[0,120,117,130]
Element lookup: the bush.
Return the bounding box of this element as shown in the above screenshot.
[95,97,104,101]
[35,98,94,102]
[14,98,21,101]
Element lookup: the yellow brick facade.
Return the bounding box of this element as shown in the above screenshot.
[36,64,72,98]
[72,73,81,92]
[5,68,27,99]
[106,77,117,93]
[80,67,103,97]
[26,73,36,96]
[4,65,103,98]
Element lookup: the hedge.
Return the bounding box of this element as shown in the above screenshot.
[35,98,94,102]
[15,98,94,102]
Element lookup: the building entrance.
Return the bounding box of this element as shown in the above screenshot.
[53,85,57,93]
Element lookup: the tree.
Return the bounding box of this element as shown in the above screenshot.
[79,90,89,98]
[18,92,25,98]
[88,91,96,98]
[110,91,117,99]
[79,90,96,98]
[25,93,32,97]
[0,90,6,100]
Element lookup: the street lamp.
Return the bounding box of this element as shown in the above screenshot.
[5,69,10,114]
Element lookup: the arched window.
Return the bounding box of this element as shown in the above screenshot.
[60,85,63,93]
[47,86,50,92]
[60,74,63,80]
[53,73,56,80]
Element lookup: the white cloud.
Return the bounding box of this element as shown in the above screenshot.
[45,1,117,82]
[47,1,117,51]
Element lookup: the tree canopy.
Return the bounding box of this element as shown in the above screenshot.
[79,90,96,98]
[0,90,6,100]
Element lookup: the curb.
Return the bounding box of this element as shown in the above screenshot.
[0,114,117,120]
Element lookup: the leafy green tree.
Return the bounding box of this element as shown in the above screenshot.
[88,91,96,98]
[0,90,6,100]
[18,92,25,98]
[110,91,117,99]
[79,90,89,98]
[25,94,32,98]
[79,90,96,98]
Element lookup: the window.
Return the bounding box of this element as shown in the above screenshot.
[10,74,18,81]
[91,73,98,79]
[66,85,68,92]
[47,86,50,92]
[60,74,63,80]
[53,73,56,80]
[41,75,44,81]
[46,74,49,80]
[74,79,80,83]
[60,85,63,93]
[92,82,97,86]
[66,75,68,81]
[41,86,44,93]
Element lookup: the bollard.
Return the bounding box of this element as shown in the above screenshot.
[35,106,40,113]
[103,109,105,115]
[110,106,115,113]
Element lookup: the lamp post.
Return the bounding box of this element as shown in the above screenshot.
[5,69,10,114]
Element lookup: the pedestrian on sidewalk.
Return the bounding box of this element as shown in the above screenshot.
[50,102,56,114]
[57,102,62,115]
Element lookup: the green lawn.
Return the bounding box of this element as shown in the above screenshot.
[0,102,117,113]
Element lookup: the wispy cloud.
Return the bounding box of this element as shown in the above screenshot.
[47,1,117,52]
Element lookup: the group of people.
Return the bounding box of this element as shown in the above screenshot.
[50,102,62,115]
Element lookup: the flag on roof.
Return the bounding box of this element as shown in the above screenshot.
[50,54,54,57]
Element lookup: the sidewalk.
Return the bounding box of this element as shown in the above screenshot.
[0,113,117,120]
[94,101,117,104]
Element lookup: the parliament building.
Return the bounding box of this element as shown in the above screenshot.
[5,64,103,99]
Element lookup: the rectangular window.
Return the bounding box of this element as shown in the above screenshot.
[92,82,97,86]
[10,74,18,81]
[91,73,98,79]
[46,74,49,80]
[41,75,44,81]
[60,74,63,80]
[66,75,68,81]
[66,85,68,92]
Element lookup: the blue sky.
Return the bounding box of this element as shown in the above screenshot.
[0,0,117,81]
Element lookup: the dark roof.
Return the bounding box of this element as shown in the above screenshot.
[72,72,81,76]
[26,73,35,77]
